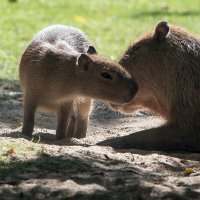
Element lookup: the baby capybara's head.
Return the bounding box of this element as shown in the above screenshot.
[76,51,138,105]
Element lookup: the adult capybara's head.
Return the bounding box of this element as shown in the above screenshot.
[110,21,200,118]
[76,51,138,105]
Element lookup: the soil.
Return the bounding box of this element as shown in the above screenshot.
[0,82,200,200]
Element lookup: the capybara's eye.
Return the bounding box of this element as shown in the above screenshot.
[101,72,113,80]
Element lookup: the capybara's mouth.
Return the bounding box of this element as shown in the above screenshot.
[109,90,138,111]
[109,102,125,112]
[110,103,121,109]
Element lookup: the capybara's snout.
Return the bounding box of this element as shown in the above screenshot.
[123,79,138,103]
[130,79,138,98]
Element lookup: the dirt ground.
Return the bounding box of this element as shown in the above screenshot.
[0,83,200,200]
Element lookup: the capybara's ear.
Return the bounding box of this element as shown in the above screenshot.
[154,21,169,41]
[87,45,97,54]
[76,53,91,71]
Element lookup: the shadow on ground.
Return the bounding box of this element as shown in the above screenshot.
[0,80,200,200]
[0,151,198,200]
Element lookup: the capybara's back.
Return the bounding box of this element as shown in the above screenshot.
[20,25,92,94]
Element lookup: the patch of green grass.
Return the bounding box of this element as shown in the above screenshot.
[1,0,200,80]
[0,138,35,159]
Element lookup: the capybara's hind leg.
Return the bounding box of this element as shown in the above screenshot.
[74,99,92,139]
[22,95,37,137]
[66,114,76,137]
[56,102,73,140]
[97,124,200,152]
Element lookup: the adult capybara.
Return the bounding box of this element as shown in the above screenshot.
[98,21,200,152]
[20,25,138,140]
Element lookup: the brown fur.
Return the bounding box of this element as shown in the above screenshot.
[98,21,200,152]
[20,25,138,139]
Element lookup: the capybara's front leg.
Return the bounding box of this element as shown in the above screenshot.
[74,98,92,139]
[22,95,37,137]
[56,102,73,140]
[97,124,200,152]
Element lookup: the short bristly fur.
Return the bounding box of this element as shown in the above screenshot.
[20,25,138,139]
[98,21,200,152]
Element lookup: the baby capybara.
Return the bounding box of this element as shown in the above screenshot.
[98,21,200,152]
[20,25,138,139]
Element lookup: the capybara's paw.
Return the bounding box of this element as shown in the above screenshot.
[74,131,86,139]
[22,127,33,137]
[56,132,67,140]
[97,137,131,149]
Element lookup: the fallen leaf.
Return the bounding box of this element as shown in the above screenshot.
[184,167,195,175]
[4,147,16,156]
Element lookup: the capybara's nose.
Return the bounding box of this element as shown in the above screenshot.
[121,79,138,103]
[131,79,138,94]
[127,79,138,102]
